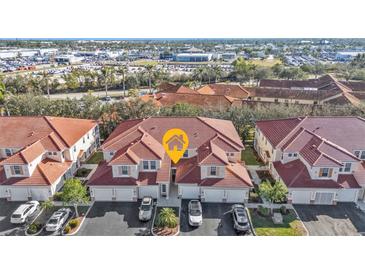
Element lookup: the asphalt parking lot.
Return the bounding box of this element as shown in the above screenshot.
[77,202,153,236]
[179,201,251,236]
[0,199,40,236]
[294,203,365,236]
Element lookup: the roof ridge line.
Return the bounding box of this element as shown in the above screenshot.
[43,116,70,148]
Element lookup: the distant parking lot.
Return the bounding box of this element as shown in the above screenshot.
[77,202,153,236]
[294,203,365,236]
[180,201,251,236]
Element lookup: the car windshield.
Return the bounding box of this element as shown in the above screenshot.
[12,214,22,218]
[190,209,201,216]
[48,218,59,225]
[141,204,151,211]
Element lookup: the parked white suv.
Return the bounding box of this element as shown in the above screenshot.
[10,201,40,224]
[188,200,203,226]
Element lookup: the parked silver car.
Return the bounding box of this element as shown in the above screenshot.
[188,200,203,226]
[45,208,72,232]
[231,204,250,232]
[138,197,153,221]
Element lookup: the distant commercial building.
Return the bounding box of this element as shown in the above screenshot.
[159,52,174,60]
[220,52,237,61]
[173,53,213,62]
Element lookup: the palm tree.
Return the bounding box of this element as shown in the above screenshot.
[211,64,223,83]
[117,65,128,96]
[41,70,51,98]
[101,65,115,97]
[144,64,156,94]
[192,66,205,86]
[156,208,178,228]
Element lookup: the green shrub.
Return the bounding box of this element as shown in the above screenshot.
[258,205,270,217]
[64,225,71,234]
[156,208,178,228]
[249,191,260,203]
[53,192,63,201]
[27,223,41,234]
[280,205,288,215]
[69,219,79,229]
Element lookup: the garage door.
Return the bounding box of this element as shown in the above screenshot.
[203,189,225,203]
[292,191,311,204]
[337,189,358,202]
[179,186,200,199]
[30,188,50,201]
[226,190,246,203]
[93,188,113,201]
[115,188,135,201]
[9,188,29,201]
[314,192,334,205]
[138,186,158,199]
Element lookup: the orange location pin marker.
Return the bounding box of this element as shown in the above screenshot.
[162,128,189,164]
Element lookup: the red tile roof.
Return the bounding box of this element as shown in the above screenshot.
[273,160,361,189]
[0,141,46,165]
[0,159,71,186]
[197,84,250,99]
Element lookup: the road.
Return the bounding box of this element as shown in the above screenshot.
[47,88,152,100]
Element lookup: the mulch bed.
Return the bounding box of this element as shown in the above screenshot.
[66,216,84,235]
[152,226,178,236]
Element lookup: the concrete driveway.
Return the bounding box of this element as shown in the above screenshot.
[294,203,365,236]
[77,202,153,236]
[180,201,250,236]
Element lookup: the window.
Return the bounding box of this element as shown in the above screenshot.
[361,151,365,160]
[110,151,114,156]
[48,152,53,156]
[210,166,217,176]
[344,163,351,172]
[183,150,188,158]
[319,168,332,177]
[62,152,65,158]
[53,152,57,155]
[354,151,360,158]
[73,146,76,152]
[143,161,149,170]
[288,153,293,157]
[83,137,85,144]
[5,149,12,157]
[13,166,22,175]
[293,153,298,157]
[121,166,128,175]
[274,98,279,103]
[150,161,156,170]
[87,133,90,140]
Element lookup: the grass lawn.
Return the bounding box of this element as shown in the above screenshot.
[85,151,103,164]
[249,58,282,67]
[249,209,306,236]
[241,146,263,166]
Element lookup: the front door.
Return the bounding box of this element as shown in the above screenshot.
[161,184,167,197]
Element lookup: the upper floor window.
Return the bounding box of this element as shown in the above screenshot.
[293,153,298,157]
[143,160,157,170]
[73,146,76,152]
[12,166,23,175]
[5,149,12,157]
[288,153,293,157]
[183,150,188,158]
[87,133,90,140]
[83,137,85,144]
[119,166,129,176]
[354,151,360,158]
[361,151,365,160]
[210,166,217,176]
[319,168,332,178]
[344,163,351,172]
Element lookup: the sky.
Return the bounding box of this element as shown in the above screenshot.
[1,0,364,38]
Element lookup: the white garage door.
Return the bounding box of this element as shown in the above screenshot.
[179,186,200,199]
[10,188,29,201]
[115,188,135,201]
[314,192,334,205]
[138,186,158,199]
[292,191,311,204]
[30,188,50,201]
[337,189,358,202]
[93,188,113,201]
[203,189,225,203]
[226,190,246,203]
